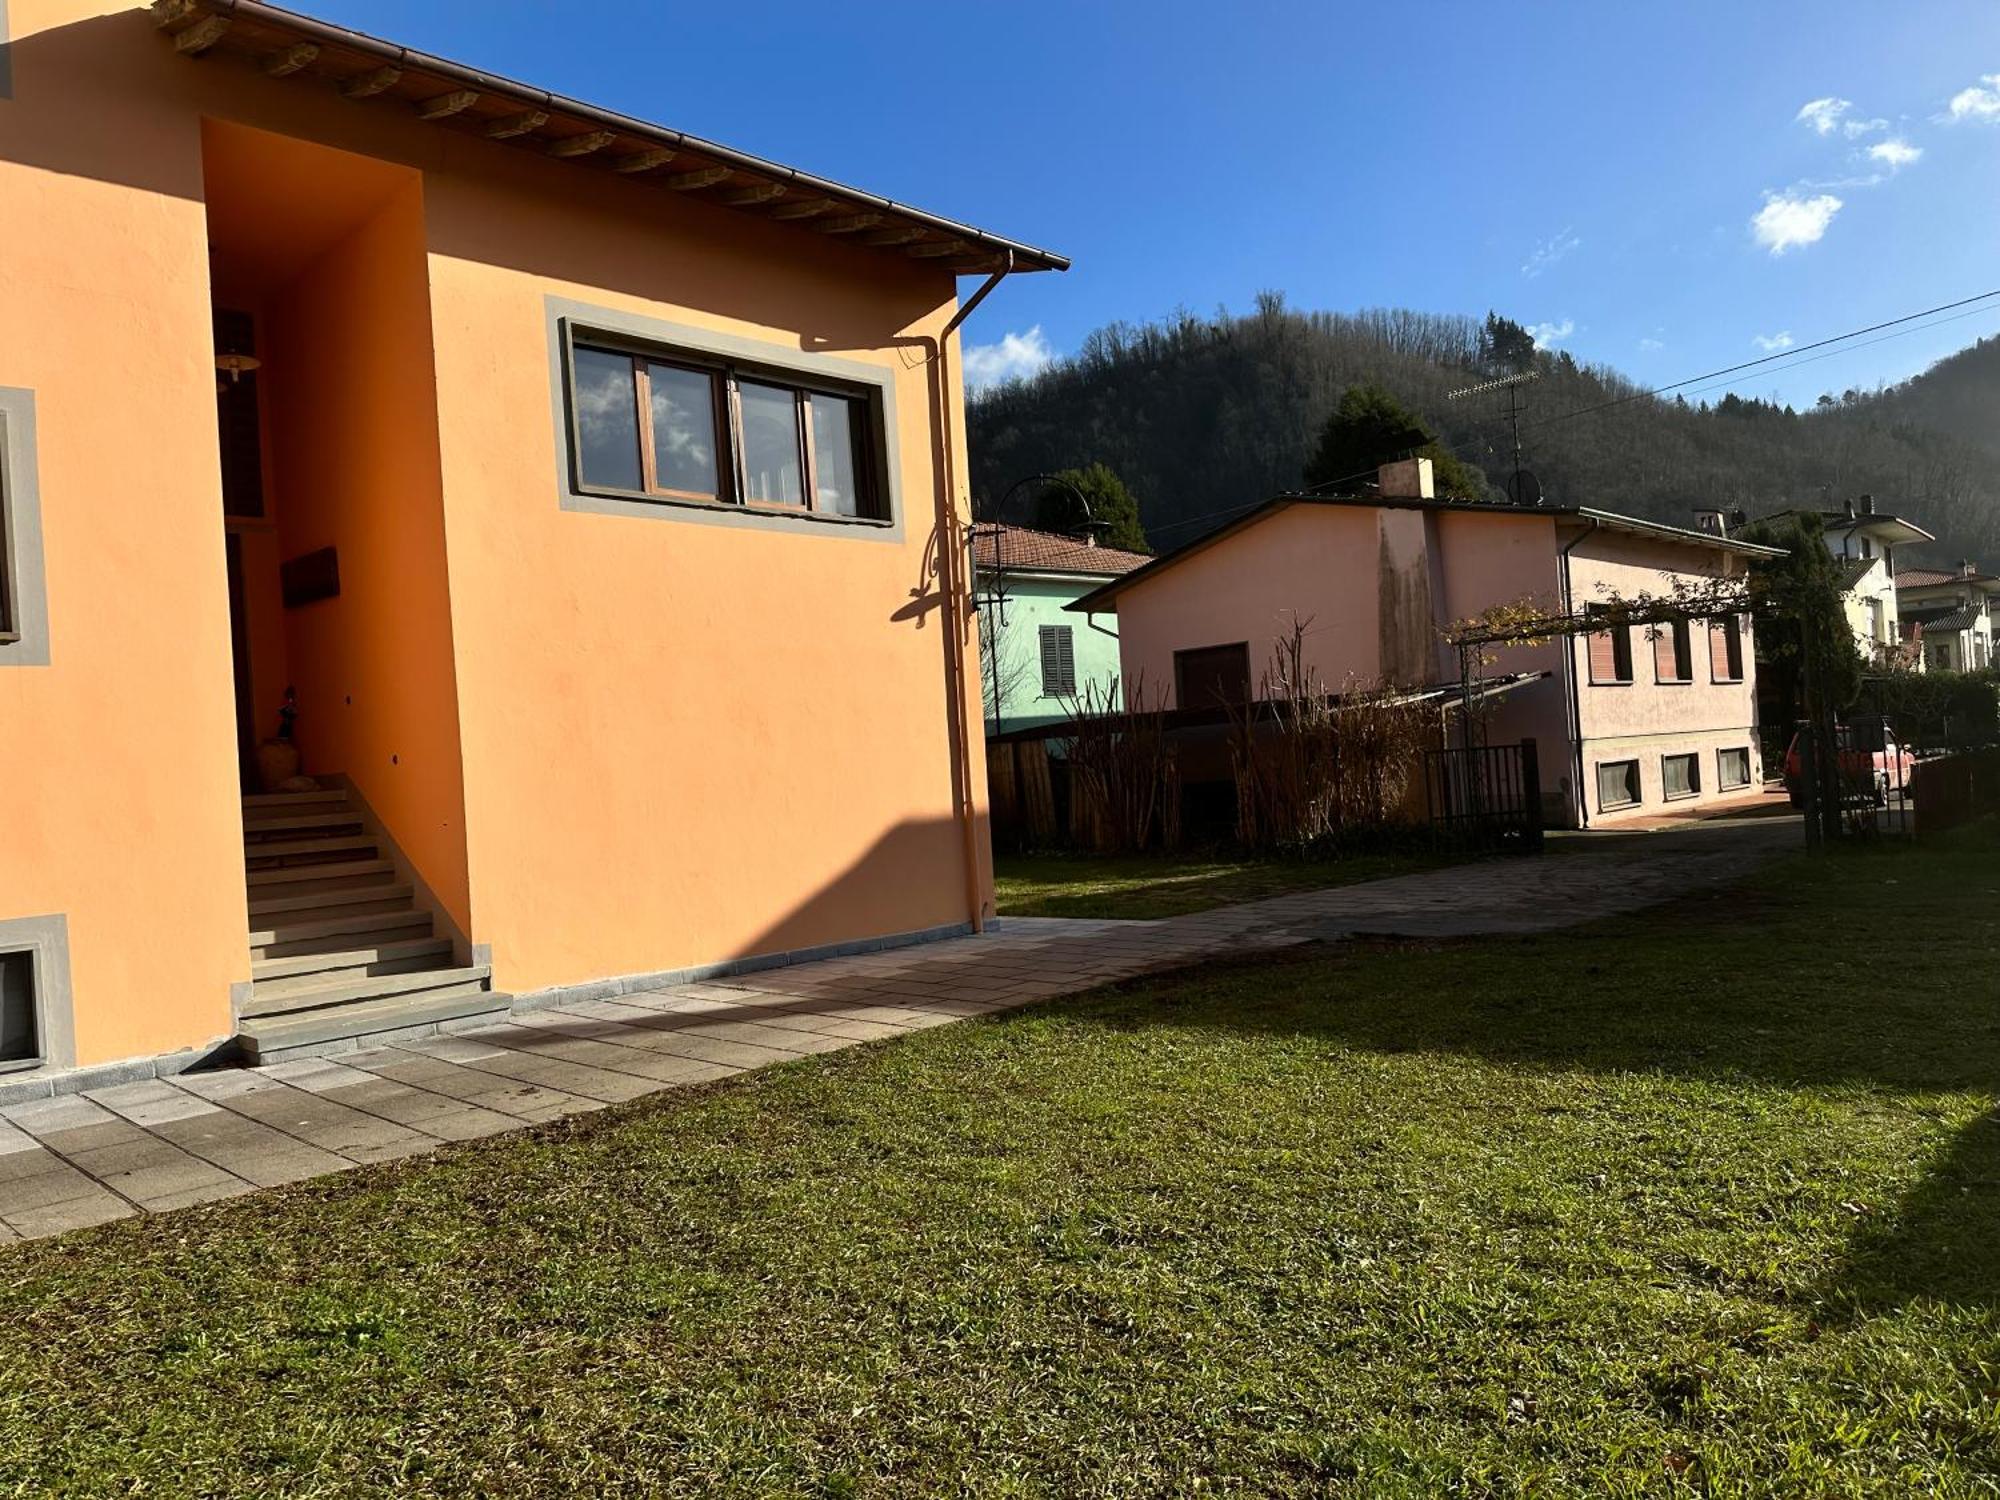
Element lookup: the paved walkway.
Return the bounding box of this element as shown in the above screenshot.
[0,818,1796,1243]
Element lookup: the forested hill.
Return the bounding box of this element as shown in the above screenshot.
[966,297,2000,562]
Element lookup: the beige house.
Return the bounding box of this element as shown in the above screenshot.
[1897,565,1997,672]
[1817,500,1932,667]
[1069,461,1783,827]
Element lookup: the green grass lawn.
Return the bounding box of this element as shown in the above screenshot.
[993,848,1459,919]
[5,832,2000,1495]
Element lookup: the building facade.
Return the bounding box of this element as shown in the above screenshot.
[973,525,1148,734]
[0,0,1065,1087]
[1897,565,1998,672]
[1071,461,1778,828]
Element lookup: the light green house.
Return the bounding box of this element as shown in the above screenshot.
[973,525,1150,735]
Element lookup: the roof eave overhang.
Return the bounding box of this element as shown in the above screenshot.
[151,0,1070,276]
[1569,508,1789,559]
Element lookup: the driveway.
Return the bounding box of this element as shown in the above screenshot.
[0,815,1798,1242]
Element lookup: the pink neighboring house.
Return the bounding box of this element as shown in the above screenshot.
[1068,460,1784,827]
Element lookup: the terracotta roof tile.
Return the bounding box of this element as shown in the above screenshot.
[1898,567,1998,589]
[971,524,1151,578]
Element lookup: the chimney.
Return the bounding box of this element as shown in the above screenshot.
[1376,457,1435,501]
[1962,559,1977,578]
[1843,499,1856,520]
[1693,508,1727,535]
[1859,493,1876,516]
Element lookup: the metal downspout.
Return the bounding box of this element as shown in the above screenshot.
[937,254,1014,933]
[1559,521,1596,830]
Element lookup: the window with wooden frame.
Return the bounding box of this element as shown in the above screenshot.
[1038,624,1077,698]
[567,338,885,520]
[1653,618,1693,684]
[1584,605,1632,685]
[1708,615,1744,682]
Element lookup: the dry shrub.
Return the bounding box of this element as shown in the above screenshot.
[1061,675,1178,854]
[1229,621,1431,852]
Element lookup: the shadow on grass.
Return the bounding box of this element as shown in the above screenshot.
[1835,1108,2000,1312]
[1037,829,2000,1312]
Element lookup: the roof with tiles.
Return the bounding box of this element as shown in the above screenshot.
[1897,567,1999,590]
[971,525,1152,578]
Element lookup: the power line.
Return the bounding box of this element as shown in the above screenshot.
[1138,285,2000,543]
[1524,287,2000,432]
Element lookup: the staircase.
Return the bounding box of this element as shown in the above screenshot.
[238,786,506,1065]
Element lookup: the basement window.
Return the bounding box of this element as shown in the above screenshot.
[566,337,886,521]
[0,950,37,1067]
[1175,642,1252,710]
[1718,746,1751,790]
[1597,759,1641,811]
[1663,752,1701,801]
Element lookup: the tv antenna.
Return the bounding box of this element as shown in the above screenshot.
[1448,369,1541,505]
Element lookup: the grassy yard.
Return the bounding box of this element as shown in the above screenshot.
[5,833,2000,1495]
[993,848,1459,919]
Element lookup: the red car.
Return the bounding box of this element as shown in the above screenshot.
[1783,719,1915,807]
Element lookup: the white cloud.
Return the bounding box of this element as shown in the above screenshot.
[962,326,1055,391]
[1753,331,1795,352]
[1521,227,1581,278]
[1638,337,1665,352]
[1796,96,1851,134]
[1527,318,1574,350]
[1867,138,1922,168]
[1947,73,2000,121]
[1842,116,1888,139]
[1750,190,1843,254]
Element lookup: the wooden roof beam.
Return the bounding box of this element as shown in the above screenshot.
[766,199,834,222]
[484,110,548,140]
[906,240,970,259]
[612,146,677,174]
[341,65,402,99]
[719,181,788,207]
[863,226,926,248]
[416,89,479,120]
[816,212,883,235]
[263,41,319,77]
[170,14,230,54]
[664,165,731,191]
[546,129,617,158]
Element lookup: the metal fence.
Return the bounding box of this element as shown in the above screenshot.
[1424,738,1543,853]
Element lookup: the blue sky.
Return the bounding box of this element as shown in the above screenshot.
[305,1,2000,404]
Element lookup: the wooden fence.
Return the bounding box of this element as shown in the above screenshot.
[1912,748,2000,836]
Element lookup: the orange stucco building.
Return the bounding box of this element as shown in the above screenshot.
[0,0,1065,1089]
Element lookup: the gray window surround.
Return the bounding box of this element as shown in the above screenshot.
[0,0,12,101]
[1718,745,1752,790]
[0,914,75,1076]
[544,296,905,543]
[0,388,50,666]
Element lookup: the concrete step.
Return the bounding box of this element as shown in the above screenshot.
[250,938,457,995]
[243,788,348,812]
[245,833,379,864]
[237,985,509,1067]
[239,962,494,1020]
[245,858,396,891]
[250,908,434,956]
[243,811,363,838]
[246,882,414,922]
